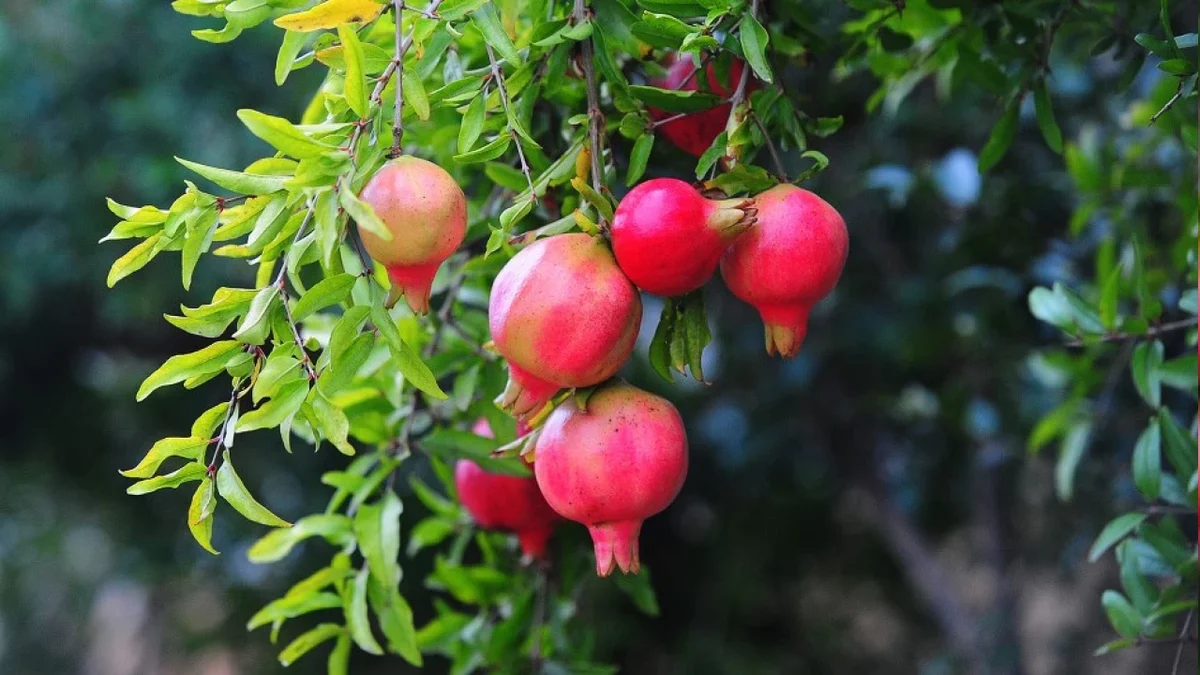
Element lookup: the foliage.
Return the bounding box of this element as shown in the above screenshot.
[92,0,1197,672]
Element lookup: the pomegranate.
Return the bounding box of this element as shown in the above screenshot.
[533,381,688,576]
[454,419,558,558]
[489,233,642,418]
[649,55,748,158]
[720,184,848,358]
[611,178,756,296]
[358,156,467,314]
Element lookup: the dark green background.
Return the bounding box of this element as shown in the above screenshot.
[0,1,1194,674]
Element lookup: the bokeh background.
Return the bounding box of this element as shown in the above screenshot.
[0,1,1195,674]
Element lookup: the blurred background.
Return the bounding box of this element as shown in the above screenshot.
[0,1,1195,674]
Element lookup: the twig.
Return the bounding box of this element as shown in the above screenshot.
[484,43,537,200]
[650,111,691,129]
[530,559,550,673]
[572,0,606,204]
[722,0,760,166]
[1171,609,1196,675]
[1064,317,1198,347]
[750,110,788,180]
[204,371,257,476]
[278,277,318,382]
[390,0,406,158]
[424,272,466,359]
[1141,505,1198,516]
[1150,80,1186,125]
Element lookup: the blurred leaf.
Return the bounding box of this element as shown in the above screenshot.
[277,623,344,666]
[126,462,207,495]
[1088,513,1148,563]
[1118,541,1157,614]
[346,567,384,655]
[1132,421,1162,501]
[407,518,457,555]
[368,576,423,665]
[216,451,291,527]
[1158,409,1198,477]
[327,634,351,675]
[1055,421,1091,501]
[1101,590,1143,638]
[249,592,342,631]
[355,491,404,586]
[1159,354,1198,396]
[249,515,354,564]
[613,567,660,616]
[1130,340,1164,408]
[977,98,1020,172]
[1033,81,1062,154]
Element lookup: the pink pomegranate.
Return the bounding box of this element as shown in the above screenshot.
[649,56,748,157]
[720,184,848,358]
[454,419,559,558]
[358,156,467,314]
[533,381,688,576]
[489,233,642,418]
[611,178,756,296]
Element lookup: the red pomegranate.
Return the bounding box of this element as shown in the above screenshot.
[649,55,748,158]
[611,178,756,296]
[454,419,559,558]
[359,156,467,314]
[720,184,848,358]
[489,233,642,419]
[533,381,688,576]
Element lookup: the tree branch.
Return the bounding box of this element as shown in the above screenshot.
[750,110,788,181]
[1150,80,1186,126]
[1064,317,1198,347]
[722,0,760,167]
[390,0,407,158]
[484,43,537,200]
[573,0,606,207]
[1172,609,1196,675]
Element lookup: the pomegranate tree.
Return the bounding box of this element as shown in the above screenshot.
[650,56,748,157]
[454,419,558,559]
[611,178,757,296]
[533,381,688,576]
[489,233,643,418]
[721,184,848,358]
[359,156,467,315]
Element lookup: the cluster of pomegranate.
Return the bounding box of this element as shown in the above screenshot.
[358,62,848,576]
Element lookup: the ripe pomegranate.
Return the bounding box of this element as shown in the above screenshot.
[489,233,642,418]
[454,419,558,558]
[611,178,756,296]
[649,55,748,158]
[358,156,467,314]
[533,381,688,576]
[720,184,848,358]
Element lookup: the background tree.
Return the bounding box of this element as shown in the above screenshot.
[0,0,1194,673]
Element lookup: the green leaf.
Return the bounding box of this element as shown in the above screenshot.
[126,462,207,495]
[795,150,830,182]
[292,273,356,321]
[1135,32,1175,59]
[181,207,219,291]
[237,381,310,432]
[1159,354,1198,396]
[120,436,209,479]
[371,304,448,399]
[977,98,1020,172]
[237,109,333,159]
[248,592,342,631]
[338,25,369,119]
[635,0,707,17]
[339,186,392,240]
[176,157,288,195]
[1088,513,1148,563]
[187,478,219,555]
[232,285,280,344]
[277,623,343,667]
[1027,286,1074,329]
[458,95,487,153]
[630,85,722,113]
[1158,409,1198,477]
[346,567,384,655]
[248,514,353,564]
[407,518,456,555]
[1132,421,1162,501]
[1055,421,1091,501]
[630,14,692,50]
[107,232,166,287]
[327,634,351,675]
[453,134,511,164]
[439,0,488,21]
[1130,340,1164,407]
[738,14,773,84]
[694,132,727,179]
[613,567,660,616]
[956,50,1008,96]
[471,3,521,66]
[1158,58,1194,76]
[275,29,308,85]
[216,451,291,527]
[1118,541,1156,614]
[354,491,403,586]
[648,300,675,382]
[402,72,432,121]
[1093,638,1136,656]
[1032,81,1062,154]
[368,577,422,665]
[136,341,244,401]
[192,402,231,438]
[1101,590,1143,639]
[626,134,654,187]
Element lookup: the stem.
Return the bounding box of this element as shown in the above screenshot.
[573,0,605,206]
[390,0,406,158]
[1150,81,1185,126]
[484,43,536,200]
[1064,317,1198,347]
[1172,610,1196,675]
[722,0,760,167]
[750,110,788,180]
[650,111,691,129]
[530,559,550,673]
[278,277,318,382]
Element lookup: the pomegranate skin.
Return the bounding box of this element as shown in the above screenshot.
[533,382,688,576]
[650,56,747,158]
[611,178,756,296]
[359,156,467,315]
[720,184,848,358]
[454,419,558,558]
[489,233,642,418]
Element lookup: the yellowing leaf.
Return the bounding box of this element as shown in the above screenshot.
[274,0,386,33]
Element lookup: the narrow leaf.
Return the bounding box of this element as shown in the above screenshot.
[216,451,292,527]
[338,25,369,118]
